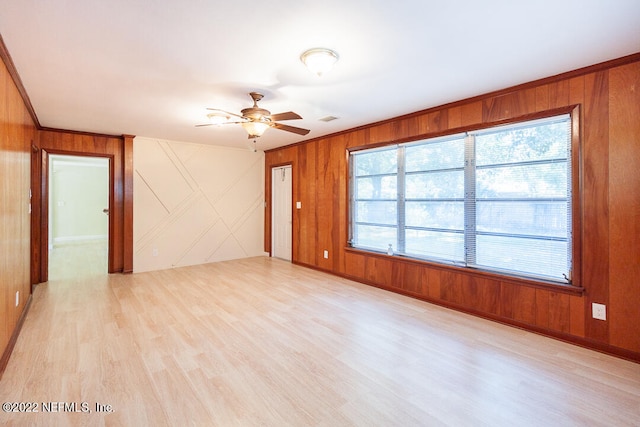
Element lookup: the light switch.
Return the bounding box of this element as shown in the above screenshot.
[296,201,302,209]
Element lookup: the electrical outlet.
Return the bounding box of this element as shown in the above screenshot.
[592,303,606,321]
[15,291,19,307]
[323,250,329,259]
[152,248,158,257]
[296,201,302,209]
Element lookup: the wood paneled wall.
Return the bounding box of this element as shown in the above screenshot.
[1,34,133,375]
[0,46,36,371]
[265,54,640,361]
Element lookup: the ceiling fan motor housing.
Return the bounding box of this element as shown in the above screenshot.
[241,107,271,122]
[242,93,271,121]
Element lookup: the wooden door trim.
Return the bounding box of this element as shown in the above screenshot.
[39,149,116,282]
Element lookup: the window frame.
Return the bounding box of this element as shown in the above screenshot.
[347,106,582,290]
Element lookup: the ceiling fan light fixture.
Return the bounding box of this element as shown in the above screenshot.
[241,121,270,138]
[300,48,339,76]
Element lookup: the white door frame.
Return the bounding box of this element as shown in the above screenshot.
[271,165,292,261]
[47,153,110,274]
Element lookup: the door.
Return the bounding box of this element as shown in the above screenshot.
[272,165,292,261]
[48,154,110,279]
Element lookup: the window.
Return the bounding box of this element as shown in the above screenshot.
[349,114,573,284]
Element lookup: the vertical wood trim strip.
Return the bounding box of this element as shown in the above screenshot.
[608,62,640,352]
[40,150,49,283]
[123,135,135,273]
[582,71,610,343]
[30,142,42,284]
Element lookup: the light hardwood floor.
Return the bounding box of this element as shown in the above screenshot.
[1,251,639,426]
[47,240,108,281]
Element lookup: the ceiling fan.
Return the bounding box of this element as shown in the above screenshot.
[197,92,310,139]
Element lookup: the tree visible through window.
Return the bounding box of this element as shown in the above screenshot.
[349,114,572,283]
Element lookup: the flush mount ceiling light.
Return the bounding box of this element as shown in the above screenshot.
[300,48,339,76]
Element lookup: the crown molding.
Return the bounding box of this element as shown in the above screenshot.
[0,33,40,128]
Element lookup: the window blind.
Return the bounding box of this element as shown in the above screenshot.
[349,114,572,283]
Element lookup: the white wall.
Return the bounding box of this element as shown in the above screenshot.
[133,137,266,272]
[49,155,109,244]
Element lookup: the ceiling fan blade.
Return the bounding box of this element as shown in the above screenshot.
[272,122,310,135]
[268,111,302,121]
[206,108,245,119]
[196,120,245,127]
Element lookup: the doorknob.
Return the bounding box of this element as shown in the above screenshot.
[102,208,109,215]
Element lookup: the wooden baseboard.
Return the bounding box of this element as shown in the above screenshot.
[293,261,640,364]
[0,294,33,380]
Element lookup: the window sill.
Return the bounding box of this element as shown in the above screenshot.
[344,246,585,296]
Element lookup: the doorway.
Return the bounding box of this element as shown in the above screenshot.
[47,154,110,279]
[271,165,292,261]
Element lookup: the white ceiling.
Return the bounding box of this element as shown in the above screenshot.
[1,1,639,151]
